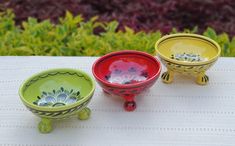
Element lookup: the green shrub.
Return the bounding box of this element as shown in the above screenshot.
[0,10,234,57]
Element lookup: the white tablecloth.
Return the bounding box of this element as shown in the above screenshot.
[0,56,235,146]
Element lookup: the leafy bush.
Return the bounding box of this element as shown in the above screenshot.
[2,0,235,37]
[0,10,234,57]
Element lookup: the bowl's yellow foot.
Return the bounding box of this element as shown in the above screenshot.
[161,70,174,84]
[196,73,209,85]
[78,107,91,120]
[38,118,52,133]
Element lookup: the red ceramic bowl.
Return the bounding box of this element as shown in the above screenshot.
[92,50,161,111]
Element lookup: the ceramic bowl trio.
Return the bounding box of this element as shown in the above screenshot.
[19,34,221,133]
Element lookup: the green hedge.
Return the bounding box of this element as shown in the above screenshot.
[0,10,235,57]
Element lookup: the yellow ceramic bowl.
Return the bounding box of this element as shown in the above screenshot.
[155,33,221,85]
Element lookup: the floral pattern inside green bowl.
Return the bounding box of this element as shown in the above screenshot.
[34,87,82,107]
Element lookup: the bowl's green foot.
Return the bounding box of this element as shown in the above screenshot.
[38,118,52,133]
[78,107,91,120]
[161,70,174,84]
[196,73,209,85]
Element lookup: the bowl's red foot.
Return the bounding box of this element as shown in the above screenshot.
[124,101,136,111]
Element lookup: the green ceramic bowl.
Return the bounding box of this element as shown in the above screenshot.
[19,68,95,133]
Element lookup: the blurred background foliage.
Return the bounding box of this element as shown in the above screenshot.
[0,0,234,56]
[0,10,234,56]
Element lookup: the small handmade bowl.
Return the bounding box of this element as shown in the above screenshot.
[92,50,161,111]
[19,68,95,133]
[155,33,221,85]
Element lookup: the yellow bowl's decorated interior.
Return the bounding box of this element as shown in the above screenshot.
[155,34,221,65]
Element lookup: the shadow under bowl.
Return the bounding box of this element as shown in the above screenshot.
[155,33,221,85]
[19,68,95,133]
[92,50,161,111]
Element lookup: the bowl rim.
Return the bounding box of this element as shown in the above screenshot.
[92,50,161,88]
[19,68,95,112]
[155,33,221,65]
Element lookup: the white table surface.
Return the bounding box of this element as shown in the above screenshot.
[0,56,235,146]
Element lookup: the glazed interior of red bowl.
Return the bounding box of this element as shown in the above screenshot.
[93,51,161,86]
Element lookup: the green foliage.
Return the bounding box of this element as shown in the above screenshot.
[0,10,234,57]
[203,27,235,57]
